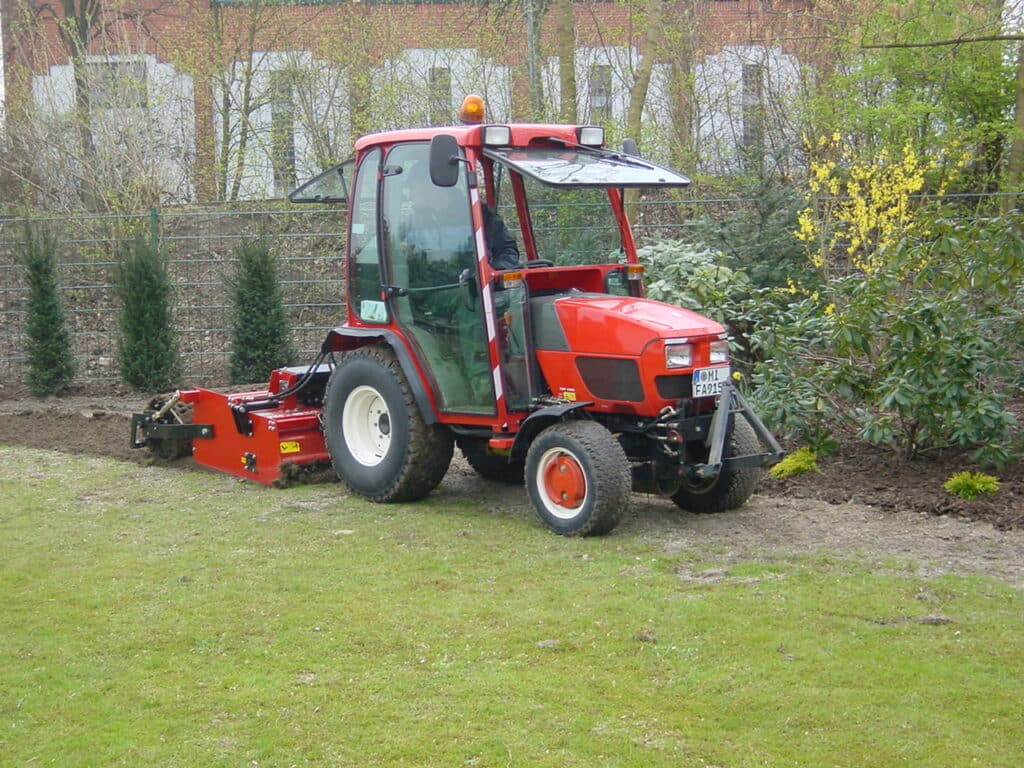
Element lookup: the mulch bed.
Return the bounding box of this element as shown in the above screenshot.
[762,440,1024,531]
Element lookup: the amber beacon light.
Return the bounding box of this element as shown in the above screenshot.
[459,94,486,124]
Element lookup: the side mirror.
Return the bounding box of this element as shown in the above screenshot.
[621,138,641,158]
[430,134,461,187]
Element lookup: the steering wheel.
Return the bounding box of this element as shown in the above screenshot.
[523,259,554,269]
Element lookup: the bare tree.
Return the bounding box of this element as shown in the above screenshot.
[7,0,166,209]
[4,0,194,211]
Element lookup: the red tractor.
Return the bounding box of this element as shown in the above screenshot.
[132,97,782,535]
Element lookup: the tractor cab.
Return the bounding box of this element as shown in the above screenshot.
[290,99,691,427]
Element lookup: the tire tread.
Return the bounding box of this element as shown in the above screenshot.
[527,420,630,536]
[326,345,453,502]
[672,414,762,514]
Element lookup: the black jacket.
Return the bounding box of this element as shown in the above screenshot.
[482,204,521,270]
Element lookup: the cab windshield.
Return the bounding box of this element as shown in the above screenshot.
[499,178,620,266]
[486,146,690,268]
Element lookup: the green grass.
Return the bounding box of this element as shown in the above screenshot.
[1,448,1021,767]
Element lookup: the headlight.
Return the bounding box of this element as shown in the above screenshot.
[665,342,693,369]
[482,125,511,146]
[709,339,729,365]
[577,126,604,146]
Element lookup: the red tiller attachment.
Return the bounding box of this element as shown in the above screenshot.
[130,365,333,486]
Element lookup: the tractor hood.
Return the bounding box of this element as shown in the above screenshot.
[547,294,724,355]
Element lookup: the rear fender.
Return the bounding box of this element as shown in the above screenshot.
[321,327,437,424]
[509,401,593,461]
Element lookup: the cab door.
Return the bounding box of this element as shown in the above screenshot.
[380,142,494,414]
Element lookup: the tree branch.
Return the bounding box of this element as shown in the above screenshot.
[862,34,1024,50]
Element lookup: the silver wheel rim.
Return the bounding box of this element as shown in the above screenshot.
[343,385,391,467]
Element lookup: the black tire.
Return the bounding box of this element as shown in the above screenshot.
[324,345,453,502]
[525,420,630,536]
[671,414,763,514]
[457,436,525,485]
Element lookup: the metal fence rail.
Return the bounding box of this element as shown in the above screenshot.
[0,199,705,394]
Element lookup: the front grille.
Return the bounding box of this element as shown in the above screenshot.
[655,374,693,400]
[576,357,644,402]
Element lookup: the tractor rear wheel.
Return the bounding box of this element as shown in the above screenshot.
[671,414,763,514]
[324,345,453,502]
[525,420,630,536]
[457,436,525,485]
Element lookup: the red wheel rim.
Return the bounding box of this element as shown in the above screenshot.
[542,453,586,509]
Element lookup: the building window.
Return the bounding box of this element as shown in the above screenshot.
[428,66,452,126]
[741,63,765,168]
[589,65,613,124]
[87,60,147,110]
[269,70,296,196]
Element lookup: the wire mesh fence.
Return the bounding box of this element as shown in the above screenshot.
[0,198,705,394]
[0,204,348,393]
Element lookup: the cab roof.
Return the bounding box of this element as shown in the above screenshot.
[353,122,594,153]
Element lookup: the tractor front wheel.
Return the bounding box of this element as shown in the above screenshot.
[324,345,453,502]
[525,420,630,536]
[671,414,763,514]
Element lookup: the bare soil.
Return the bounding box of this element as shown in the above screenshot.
[2,393,1022,587]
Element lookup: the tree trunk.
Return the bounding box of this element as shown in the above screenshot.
[1003,41,1024,210]
[623,0,669,221]
[58,0,103,210]
[524,0,545,119]
[229,56,256,202]
[70,53,101,211]
[556,0,577,123]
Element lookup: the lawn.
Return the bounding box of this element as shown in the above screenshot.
[1,447,1021,767]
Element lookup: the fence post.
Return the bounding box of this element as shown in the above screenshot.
[149,207,159,252]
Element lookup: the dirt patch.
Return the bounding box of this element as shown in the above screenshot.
[0,393,140,462]
[2,393,1023,587]
[762,441,1024,532]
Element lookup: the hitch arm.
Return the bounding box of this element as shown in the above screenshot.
[688,381,785,481]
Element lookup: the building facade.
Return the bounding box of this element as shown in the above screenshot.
[2,0,814,205]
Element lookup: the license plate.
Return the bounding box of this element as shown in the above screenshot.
[693,366,730,398]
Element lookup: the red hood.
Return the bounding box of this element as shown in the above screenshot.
[553,295,724,355]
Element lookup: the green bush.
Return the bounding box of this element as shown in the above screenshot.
[638,239,750,323]
[743,212,1022,467]
[943,471,1000,500]
[115,232,181,391]
[18,220,76,396]
[690,174,817,291]
[229,239,295,384]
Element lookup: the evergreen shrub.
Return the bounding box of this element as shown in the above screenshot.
[115,232,180,391]
[769,447,819,479]
[943,471,1000,500]
[18,220,76,396]
[229,239,295,384]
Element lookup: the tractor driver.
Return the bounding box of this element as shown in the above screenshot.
[481,202,521,270]
[400,168,520,271]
